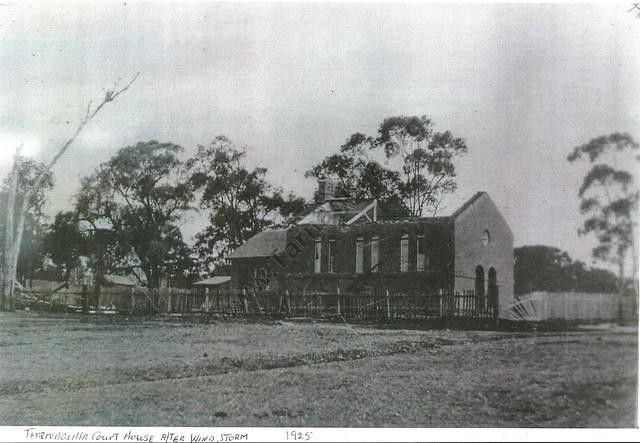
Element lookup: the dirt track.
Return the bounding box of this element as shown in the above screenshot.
[0,312,636,426]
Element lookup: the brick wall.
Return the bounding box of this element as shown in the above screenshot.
[279,220,454,293]
[230,194,515,305]
[453,193,514,308]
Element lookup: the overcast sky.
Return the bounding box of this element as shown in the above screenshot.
[1,2,638,267]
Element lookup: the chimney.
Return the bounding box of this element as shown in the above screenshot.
[317,177,337,202]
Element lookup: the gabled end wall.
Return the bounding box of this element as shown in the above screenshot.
[453,193,514,309]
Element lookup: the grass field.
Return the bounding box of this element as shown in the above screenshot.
[0,311,636,427]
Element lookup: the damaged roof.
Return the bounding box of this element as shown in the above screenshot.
[297,199,377,225]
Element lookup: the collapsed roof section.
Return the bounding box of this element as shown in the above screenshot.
[297,199,378,225]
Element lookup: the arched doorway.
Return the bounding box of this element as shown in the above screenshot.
[488,268,498,314]
[475,265,485,311]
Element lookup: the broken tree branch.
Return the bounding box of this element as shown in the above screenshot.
[26,72,140,205]
[1,73,139,310]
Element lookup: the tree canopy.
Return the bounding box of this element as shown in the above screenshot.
[187,136,305,275]
[42,211,90,282]
[75,141,195,288]
[307,115,468,216]
[514,245,618,295]
[567,132,638,296]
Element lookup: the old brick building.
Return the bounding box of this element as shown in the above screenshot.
[228,191,514,309]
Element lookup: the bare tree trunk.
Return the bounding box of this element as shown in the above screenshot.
[8,199,29,310]
[1,147,21,311]
[632,227,639,315]
[0,74,139,311]
[618,253,625,320]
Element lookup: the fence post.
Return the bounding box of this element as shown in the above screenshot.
[385,289,390,321]
[285,289,291,315]
[265,292,270,315]
[242,288,249,314]
[130,287,134,314]
[82,284,88,314]
[336,288,341,316]
[277,291,283,314]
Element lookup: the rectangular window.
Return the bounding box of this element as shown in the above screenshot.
[417,235,426,271]
[328,239,337,273]
[355,236,364,273]
[314,239,322,273]
[370,236,379,273]
[400,233,409,272]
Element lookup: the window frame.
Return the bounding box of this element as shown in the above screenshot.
[416,234,426,272]
[355,236,364,274]
[481,229,490,246]
[314,239,322,273]
[328,238,337,273]
[370,235,379,273]
[400,233,409,273]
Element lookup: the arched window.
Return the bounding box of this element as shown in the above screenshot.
[481,229,490,246]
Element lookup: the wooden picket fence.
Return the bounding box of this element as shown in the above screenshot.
[19,285,497,324]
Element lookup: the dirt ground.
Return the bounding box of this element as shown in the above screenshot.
[0,311,637,427]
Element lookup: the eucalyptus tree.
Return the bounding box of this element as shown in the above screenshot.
[307,115,468,216]
[76,141,194,288]
[0,74,138,310]
[0,159,53,286]
[567,133,639,297]
[188,136,305,275]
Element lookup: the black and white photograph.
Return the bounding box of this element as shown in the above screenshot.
[0,1,638,440]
